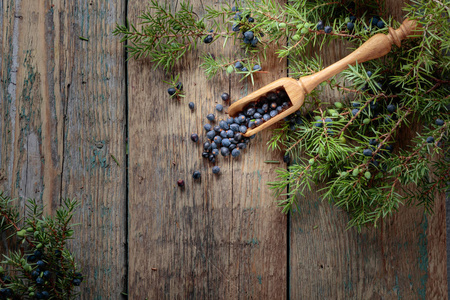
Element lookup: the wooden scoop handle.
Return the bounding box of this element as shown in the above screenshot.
[300,19,421,94]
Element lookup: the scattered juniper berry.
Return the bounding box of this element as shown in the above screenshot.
[387,104,396,113]
[204,124,212,131]
[216,104,224,112]
[231,149,241,157]
[221,147,230,156]
[168,87,176,96]
[426,136,435,143]
[189,102,195,110]
[204,35,213,43]
[221,93,230,101]
[347,22,354,31]
[212,166,221,174]
[241,67,248,71]
[351,108,359,116]
[253,64,261,71]
[191,133,199,142]
[193,171,201,179]
[377,20,385,28]
[324,26,332,33]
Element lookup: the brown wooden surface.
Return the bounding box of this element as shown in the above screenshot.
[0,0,127,298]
[0,0,447,299]
[127,0,287,298]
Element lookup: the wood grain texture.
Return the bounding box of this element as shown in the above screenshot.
[0,0,127,298]
[289,1,448,299]
[127,0,287,298]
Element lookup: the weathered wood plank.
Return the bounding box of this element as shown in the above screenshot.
[289,1,448,298]
[127,0,287,298]
[0,0,127,298]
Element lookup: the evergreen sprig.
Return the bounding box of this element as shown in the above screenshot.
[116,0,449,230]
[0,193,83,299]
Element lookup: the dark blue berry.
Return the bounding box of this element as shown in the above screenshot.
[367,71,372,77]
[203,142,211,150]
[221,93,230,101]
[216,104,224,112]
[36,277,45,285]
[426,136,434,143]
[209,155,215,163]
[234,12,242,21]
[231,6,238,12]
[324,26,332,33]
[232,24,241,32]
[226,130,234,138]
[251,38,258,47]
[37,260,46,268]
[349,16,356,23]
[253,64,261,71]
[204,35,213,43]
[176,82,183,91]
[36,292,44,299]
[241,67,248,72]
[212,166,221,174]
[261,103,269,112]
[376,20,385,29]
[283,154,290,163]
[32,270,40,278]
[231,149,241,157]
[363,149,373,156]
[269,110,278,118]
[214,125,221,132]
[191,133,199,142]
[210,142,218,149]
[387,104,396,113]
[189,102,195,110]
[220,130,228,138]
[237,115,246,124]
[248,17,254,22]
[276,106,282,112]
[204,124,212,131]
[347,22,354,31]
[43,270,51,278]
[206,130,216,140]
[351,108,359,116]
[230,124,240,132]
[219,120,229,130]
[234,133,242,141]
[246,108,256,116]
[436,119,444,126]
[73,278,82,286]
[317,20,324,30]
[244,31,254,40]
[263,114,271,121]
[27,255,36,262]
[222,139,231,147]
[248,121,256,129]
[212,149,219,156]
[239,125,248,133]
[42,291,50,299]
[369,139,377,145]
[168,87,176,96]
[192,171,201,179]
[371,17,379,26]
[325,118,332,123]
[220,147,230,156]
[253,113,262,119]
[238,143,247,149]
[314,121,323,127]
[281,102,289,109]
[235,61,243,69]
[229,143,237,150]
[214,136,222,144]
[34,250,43,258]
[226,117,234,124]
[206,114,215,121]
[243,38,251,44]
[352,102,360,107]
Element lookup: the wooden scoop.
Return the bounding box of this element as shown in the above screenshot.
[228,18,421,137]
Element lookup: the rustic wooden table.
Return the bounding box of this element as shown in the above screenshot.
[1,0,447,299]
